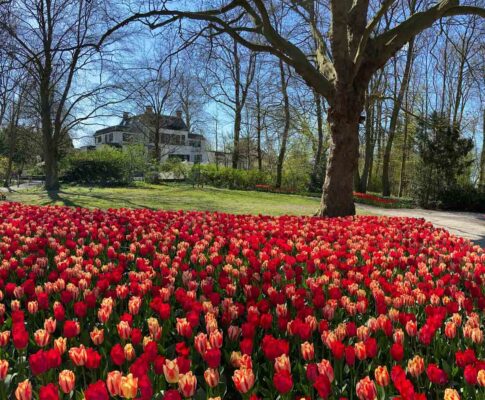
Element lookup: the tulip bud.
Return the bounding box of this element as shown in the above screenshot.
[58,370,75,394]
[120,373,138,399]
[407,355,425,377]
[106,370,122,396]
[124,343,136,361]
[374,366,390,387]
[0,359,8,380]
[179,371,197,398]
[163,359,179,384]
[90,327,104,345]
[300,342,314,361]
[204,368,220,388]
[444,388,460,400]
[34,329,50,347]
[356,376,377,400]
[54,337,67,354]
[15,379,32,400]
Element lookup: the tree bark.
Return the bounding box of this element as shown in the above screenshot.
[275,60,290,189]
[398,107,409,197]
[382,37,415,197]
[255,84,263,171]
[317,91,363,217]
[479,109,485,188]
[309,92,325,192]
[359,93,374,193]
[232,108,242,169]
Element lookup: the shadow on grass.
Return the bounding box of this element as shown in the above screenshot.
[47,191,81,208]
[57,189,159,210]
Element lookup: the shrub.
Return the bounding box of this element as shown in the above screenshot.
[435,185,485,212]
[190,164,272,190]
[63,146,131,185]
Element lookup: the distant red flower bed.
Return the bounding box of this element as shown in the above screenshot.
[254,184,296,194]
[354,192,398,205]
[0,202,484,400]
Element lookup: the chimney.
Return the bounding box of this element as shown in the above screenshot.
[122,112,129,120]
[145,106,153,114]
[176,110,183,119]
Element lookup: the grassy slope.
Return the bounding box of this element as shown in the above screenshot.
[5,183,323,216]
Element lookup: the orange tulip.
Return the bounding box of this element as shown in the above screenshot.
[444,388,460,400]
[54,337,67,354]
[300,341,315,361]
[232,367,255,394]
[178,371,197,398]
[274,354,291,373]
[204,368,220,388]
[90,327,104,345]
[124,343,136,361]
[34,329,50,347]
[477,370,485,387]
[15,379,32,400]
[68,345,87,366]
[163,359,180,384]
[356,376,377,400]
[106,370,122,396]
[117,321,132,340]
[120,373,138,399]
[374,366,390,387]
[407,355,425,378]
[58,370,75,394]
[0,359,8,380]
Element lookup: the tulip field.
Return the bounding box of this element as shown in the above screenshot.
[0,202,484,400]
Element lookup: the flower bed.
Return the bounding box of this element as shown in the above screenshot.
[0,202,483,400]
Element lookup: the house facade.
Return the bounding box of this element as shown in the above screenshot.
[93,107,210,163]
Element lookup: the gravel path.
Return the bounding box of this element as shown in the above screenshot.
[358,205,485,248]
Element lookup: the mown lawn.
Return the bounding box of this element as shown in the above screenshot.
[4,183,324,216]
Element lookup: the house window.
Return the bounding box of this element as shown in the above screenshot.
[97,136,101,143]
[161,134,185,145]
[194,154,202,164]
[168,154,190,162]
[189,140,201,148]
[108,133,113,142]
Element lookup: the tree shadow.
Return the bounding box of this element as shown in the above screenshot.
[57,189,159,210]
[47,190,81,208]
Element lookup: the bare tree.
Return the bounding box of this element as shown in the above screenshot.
[1,0,122,190]
[119,37,180,162]
[199,36,256,169]
[100,0,485,216]
[275,60,291,188]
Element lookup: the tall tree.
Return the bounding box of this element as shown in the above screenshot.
[1,0,119,190]
[275,60,291,188]
[382,36,415,196]
[199,36,256,169]
[101,0,485,216]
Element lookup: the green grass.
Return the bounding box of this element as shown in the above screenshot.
[4,183,325,216]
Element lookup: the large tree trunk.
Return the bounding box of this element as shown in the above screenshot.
[317,93,363,217]
[275,61,290,189]
[382,37,414,197]
[309,93,325,192]
[44,138,59,191]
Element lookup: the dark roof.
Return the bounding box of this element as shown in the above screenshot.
[188,133,205,140]
[127,113,188,131]
[94,112,189,136]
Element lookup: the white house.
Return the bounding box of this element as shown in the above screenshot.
[93,107,210,163]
